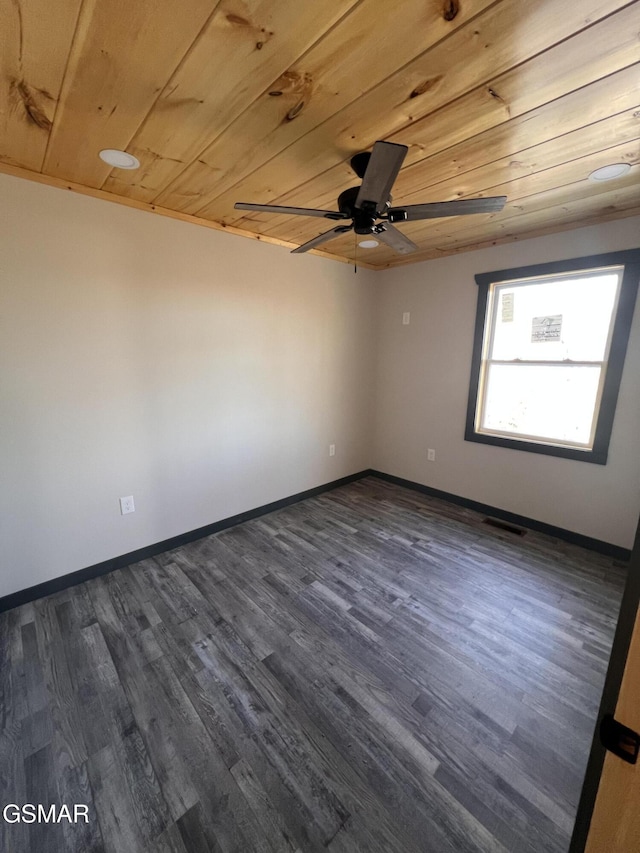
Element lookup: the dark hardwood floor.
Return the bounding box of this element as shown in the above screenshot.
[0,477,626,853]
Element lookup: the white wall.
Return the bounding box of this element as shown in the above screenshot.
[372,217,640,549]
[0,174,375,598]
[2,174,639,600]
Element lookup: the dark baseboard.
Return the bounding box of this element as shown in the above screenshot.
[2,467,629,613]
[0,470,371,614]
[369,470,632,562]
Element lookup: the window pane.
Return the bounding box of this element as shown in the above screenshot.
[480,363,602,446]
[490,272,621,363]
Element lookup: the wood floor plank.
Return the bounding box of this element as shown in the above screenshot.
[175,801,224,853]
[229,758,299,853]
[87,744,150,853]
[57,760,105,853]
[33,596,88,770]
[191,627,352,846]
[24,744,65,853]
[153,822,190,853]
[0,610,28,853]
[0,477,625,852]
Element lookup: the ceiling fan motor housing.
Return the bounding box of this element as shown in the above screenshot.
[337,186,373,233]
[337,186,360,216]
[338,186,391,233]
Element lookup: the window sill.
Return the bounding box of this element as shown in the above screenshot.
[463,427,608,464]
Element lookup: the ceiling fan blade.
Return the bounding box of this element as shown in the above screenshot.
[355,141,408,212]
[390,196,507,221]
[291,225,353,254]
[375,224,418,255]
[234,202,347,220]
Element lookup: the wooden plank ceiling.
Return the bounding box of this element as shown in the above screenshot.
[1,0,639,269]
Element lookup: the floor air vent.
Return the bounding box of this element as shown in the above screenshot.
[482,517,527,536]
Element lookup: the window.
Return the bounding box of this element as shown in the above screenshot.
[465,250,640,464]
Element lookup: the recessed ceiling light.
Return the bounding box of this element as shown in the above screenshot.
[588,163,631,182]
[99,149,140,170]
[358,239,379,248]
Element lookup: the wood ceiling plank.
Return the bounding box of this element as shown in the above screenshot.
[148,0,496,213]
[0,0,83,171]
[380,137,640,248]
[361,163,640,263]
[235,6,640,239]
[258,61,640,241]
[504,171,640,219]
[5,0,638,267]
[388,6,640,160]
[101,0,361,203]
[378,206,640,266]
[387,70,640,202]
[267,107,640,248]
[381,185,640,267]
[207,0,633,231]
[43,0,220,187]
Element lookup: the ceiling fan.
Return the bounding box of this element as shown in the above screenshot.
[235,140,506,255]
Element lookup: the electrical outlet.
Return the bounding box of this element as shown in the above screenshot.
[402,312,410,325]
[427,449,436,462]
[329,444,336,457]
[119,495,135,515]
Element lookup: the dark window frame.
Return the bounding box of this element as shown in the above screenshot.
[465,249,640,465]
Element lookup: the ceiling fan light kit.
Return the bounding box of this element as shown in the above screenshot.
[235,140,507,256]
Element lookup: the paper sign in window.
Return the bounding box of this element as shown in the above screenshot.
[501,292,514,322]
[531,314,562,342]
